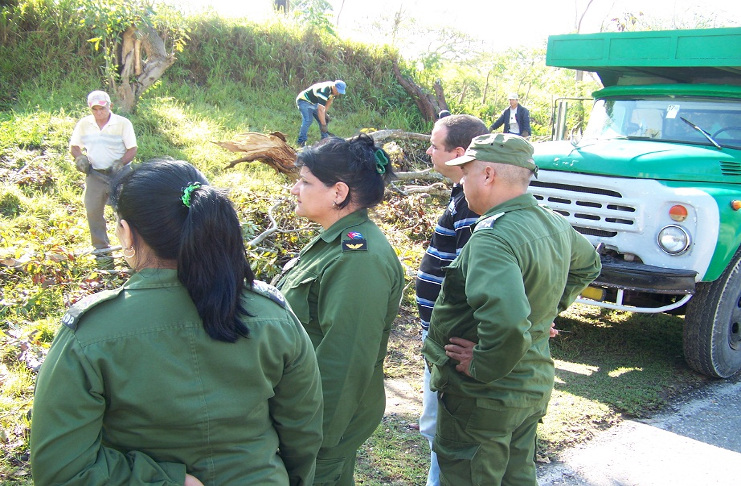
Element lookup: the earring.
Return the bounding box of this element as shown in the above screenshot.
[123,246,136,258]
[332,201,338,207]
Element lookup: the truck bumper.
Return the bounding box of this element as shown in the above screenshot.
[593,255,697,295]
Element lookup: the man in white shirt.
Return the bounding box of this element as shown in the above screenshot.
[70,91,137,253]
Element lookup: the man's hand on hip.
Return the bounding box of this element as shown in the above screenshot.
[445,337,476,377]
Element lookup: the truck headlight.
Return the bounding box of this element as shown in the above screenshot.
[657,225,690,255]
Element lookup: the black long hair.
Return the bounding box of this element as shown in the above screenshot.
[296,133,396,209]
[111,159,254,342]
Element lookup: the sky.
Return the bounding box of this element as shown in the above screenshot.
[166,0,741,57]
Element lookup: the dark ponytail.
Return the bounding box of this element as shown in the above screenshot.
[111,159,254,342]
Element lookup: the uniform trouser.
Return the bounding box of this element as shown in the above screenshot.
[420,331,441,486]
[83,165,131,249]
[314,371,386,486]
[296,99,329,145]
[435,392,548,486]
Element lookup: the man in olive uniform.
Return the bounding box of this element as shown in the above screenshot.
[422,133,601,485]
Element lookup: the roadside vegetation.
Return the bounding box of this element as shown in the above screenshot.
[0,0,721,483]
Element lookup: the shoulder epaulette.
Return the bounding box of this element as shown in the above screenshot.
[251,280,287,308]
[61,288,123,331]
[473,213,505,232]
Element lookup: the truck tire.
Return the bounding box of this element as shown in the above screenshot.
[684,250,741,378]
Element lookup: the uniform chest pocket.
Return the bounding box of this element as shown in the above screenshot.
[439,264,467,305]
[280,271,318,324]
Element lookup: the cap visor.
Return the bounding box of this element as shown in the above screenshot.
[445,154,476,166]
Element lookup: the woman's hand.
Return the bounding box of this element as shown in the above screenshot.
[185,474,204,486]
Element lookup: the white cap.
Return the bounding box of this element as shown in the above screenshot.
[87,90,111,108]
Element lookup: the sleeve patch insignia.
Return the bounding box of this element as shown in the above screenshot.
[342,239,368,252]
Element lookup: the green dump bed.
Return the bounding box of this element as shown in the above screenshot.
[546,27,741,87]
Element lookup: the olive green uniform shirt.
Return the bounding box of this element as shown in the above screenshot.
[276,209,404,455]
[422,194,601,406]
[31,268,323,486]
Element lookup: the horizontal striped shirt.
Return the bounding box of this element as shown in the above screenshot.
[415,184,479,330]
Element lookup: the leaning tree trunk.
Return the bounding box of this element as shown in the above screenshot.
[113,25,176,113]
[392,58,447,122]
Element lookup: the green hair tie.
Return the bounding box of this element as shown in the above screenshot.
[374,149,389,174]
[181,182,201,208]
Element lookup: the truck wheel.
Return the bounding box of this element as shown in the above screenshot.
[684,250,741,378]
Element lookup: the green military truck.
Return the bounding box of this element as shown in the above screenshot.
[532,27,741,378]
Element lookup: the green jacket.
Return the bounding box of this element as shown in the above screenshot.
[422,194,601,406]
[31,268,323,486]
[276,209,404,452]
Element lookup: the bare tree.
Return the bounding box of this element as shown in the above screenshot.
[273,0,290,14]
[335,0,346,26]
[114,25,176,113]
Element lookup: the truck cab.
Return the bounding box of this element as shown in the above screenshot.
[532,27,741,378]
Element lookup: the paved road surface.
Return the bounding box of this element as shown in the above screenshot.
[537,373,741,485]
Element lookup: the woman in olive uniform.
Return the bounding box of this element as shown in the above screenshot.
[276,134,405,485]
[31,160,323,485]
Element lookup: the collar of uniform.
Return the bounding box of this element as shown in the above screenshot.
[123,267,182,290]
[477,193,537,224]
[319,208,369,243]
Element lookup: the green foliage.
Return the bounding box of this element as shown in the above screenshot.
[292,0,336,36]
[78,0,154,52]
[76,0,188,90]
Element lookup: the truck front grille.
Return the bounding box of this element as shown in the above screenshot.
[528,180,637,237]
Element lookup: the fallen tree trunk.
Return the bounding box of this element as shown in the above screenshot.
[368,129,430,143]
[214,129,442,186]
[213,131,299,181]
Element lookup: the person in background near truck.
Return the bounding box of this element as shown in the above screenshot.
[490,93,531,138]
[70,90,137,260]
[275,134,404,485]
[416,114,488,486]
[30,159,324,486]
[296,80,346,147]
[422,133,601,486]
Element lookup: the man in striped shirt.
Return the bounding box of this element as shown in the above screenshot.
[416,114,488,486]
[295,79,346,147]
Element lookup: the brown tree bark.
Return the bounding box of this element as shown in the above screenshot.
[392,58,447,122]
[213,132,300,181]
[114,25,176,113]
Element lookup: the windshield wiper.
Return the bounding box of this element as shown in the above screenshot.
[680,117,722,149]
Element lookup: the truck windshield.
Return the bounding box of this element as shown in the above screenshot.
[583,98,741,149]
